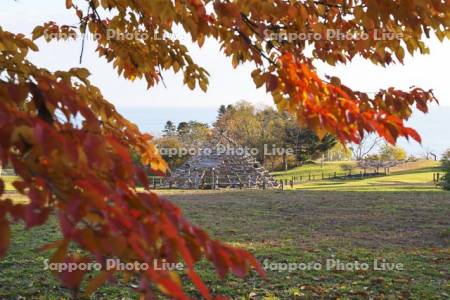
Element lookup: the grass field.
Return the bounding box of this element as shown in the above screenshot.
[273,160,444,192]
[272,161,363,180]
[272,160,442,181]
[0,161,449,299]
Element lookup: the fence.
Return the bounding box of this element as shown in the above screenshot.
[274,170,391,190]
[2,171,444,191]
[433,172,444,183]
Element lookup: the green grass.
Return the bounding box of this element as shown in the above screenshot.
[1,189,449,299]
[272,160,444,192]
[293,170,442,192]
[1,160,448,298]
[272,161,362,180]
[272,160,442,181]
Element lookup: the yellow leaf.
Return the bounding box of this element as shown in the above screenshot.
[199,79,208,92]
[70,68,91,80]
[31,26,44,40]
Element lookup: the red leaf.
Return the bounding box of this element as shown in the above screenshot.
[12,181,27,193]
[188,269,212,299]
[25,204,50,228]
[266,74,278,92]
[58,255,88,291]
[0,219,10,258]
[9,204,25,220]
[59,211,74,237]
[136,166,149,190]
[404,127,422,143]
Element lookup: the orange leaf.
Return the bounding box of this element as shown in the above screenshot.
[404,127,422,143]
[65,0,73,9]
[84,271,112,296]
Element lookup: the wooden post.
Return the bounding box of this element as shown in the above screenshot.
[263,179,266,190]
[334,172,336,178]
[290,180,293,189]
[300,175,302,181]
[280,180,284,190]
[153,178,157,189]
[308,174,311,181]
[437,173,440,182]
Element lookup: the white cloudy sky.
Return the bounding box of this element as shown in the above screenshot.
[1,0,450,155]
[1,0,449,109]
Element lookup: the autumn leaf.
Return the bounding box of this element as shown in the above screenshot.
[84,271,112,296]
[0,219,10,258]
[266,74,278,92]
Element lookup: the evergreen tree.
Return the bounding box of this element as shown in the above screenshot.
[218,105,227,117]
[283,116,337,164]
[162,120,177,137]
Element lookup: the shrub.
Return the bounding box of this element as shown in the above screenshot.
[441,149,450,190]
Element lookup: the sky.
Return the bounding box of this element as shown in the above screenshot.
[1,0,449,155]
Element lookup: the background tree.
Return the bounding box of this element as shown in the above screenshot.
[214,101,336,169]
[177,121,210,147]
[349,134,382,160]
[217,104,228,118]
[283,115,337,168]
[162,120,177,137]
[214,101,259,146]
[255,107,286,165]
[155,136,187,170]
[379,144,408,161]
[325,143,353,161]
[440,149,450,190]
[1,0,448,298]
[421,146,438,161]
